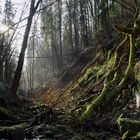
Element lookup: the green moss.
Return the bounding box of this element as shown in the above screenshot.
[73,51,116,90]
[107,52,116,69]
[75,108,82,115]
[78,66,100,84]
[80,104,93,120]
[122,130,140,139]
[122,130,136,140]
[80,32,136,122]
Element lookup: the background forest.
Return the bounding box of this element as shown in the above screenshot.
[0,0,134,91]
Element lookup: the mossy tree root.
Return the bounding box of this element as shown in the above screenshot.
[80,34,135,122]
[118,117,140,139]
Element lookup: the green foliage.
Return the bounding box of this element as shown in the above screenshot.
[122,130,136,140]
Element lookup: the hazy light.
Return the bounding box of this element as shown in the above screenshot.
[0,23,9,33]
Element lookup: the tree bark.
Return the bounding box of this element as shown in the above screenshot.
[11,0,42,96]
[58,0,63,70]
[74,0,80,53]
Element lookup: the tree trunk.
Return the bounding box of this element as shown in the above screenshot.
[11,0,42,96]
[66,0,74,55]
[74,0,80,53]
[58,0,63,70]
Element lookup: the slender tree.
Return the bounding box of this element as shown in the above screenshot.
[74,0,80,52]
[58,0,63,69]
[11,0,42,96]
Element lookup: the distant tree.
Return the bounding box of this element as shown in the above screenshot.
[58,0,63,69]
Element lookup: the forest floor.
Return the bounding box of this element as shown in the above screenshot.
[0,98,139,140]
[1,33,140,139]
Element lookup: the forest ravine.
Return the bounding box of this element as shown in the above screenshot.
[0,0,140,140]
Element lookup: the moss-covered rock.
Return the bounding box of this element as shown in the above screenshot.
[0,124,26,139]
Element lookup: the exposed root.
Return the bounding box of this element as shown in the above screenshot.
[80,34,135,122]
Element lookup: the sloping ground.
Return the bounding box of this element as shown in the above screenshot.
[28,47,96,102]
[42,35,120,109]
[58,47,96,87]
[41,52,104,108]
[41,32,140,139]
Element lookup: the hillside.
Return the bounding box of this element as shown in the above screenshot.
[30,30,140,139]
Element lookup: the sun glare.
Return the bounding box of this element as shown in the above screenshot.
[0,23,9,33]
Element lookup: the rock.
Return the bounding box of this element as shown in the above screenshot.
[0,124,26,139]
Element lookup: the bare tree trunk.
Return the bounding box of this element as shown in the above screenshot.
[74,0,80,53]
[11,0,42,96]
[121,0,124,17]
[66,0,74,55]
[50,5,55,72]
[94,0,97,30]
[58,0,63,70]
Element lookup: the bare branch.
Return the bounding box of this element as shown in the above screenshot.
[34,0,43,11]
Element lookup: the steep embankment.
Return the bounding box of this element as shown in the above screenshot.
[58,47,96,88]
[42,30,140,139]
